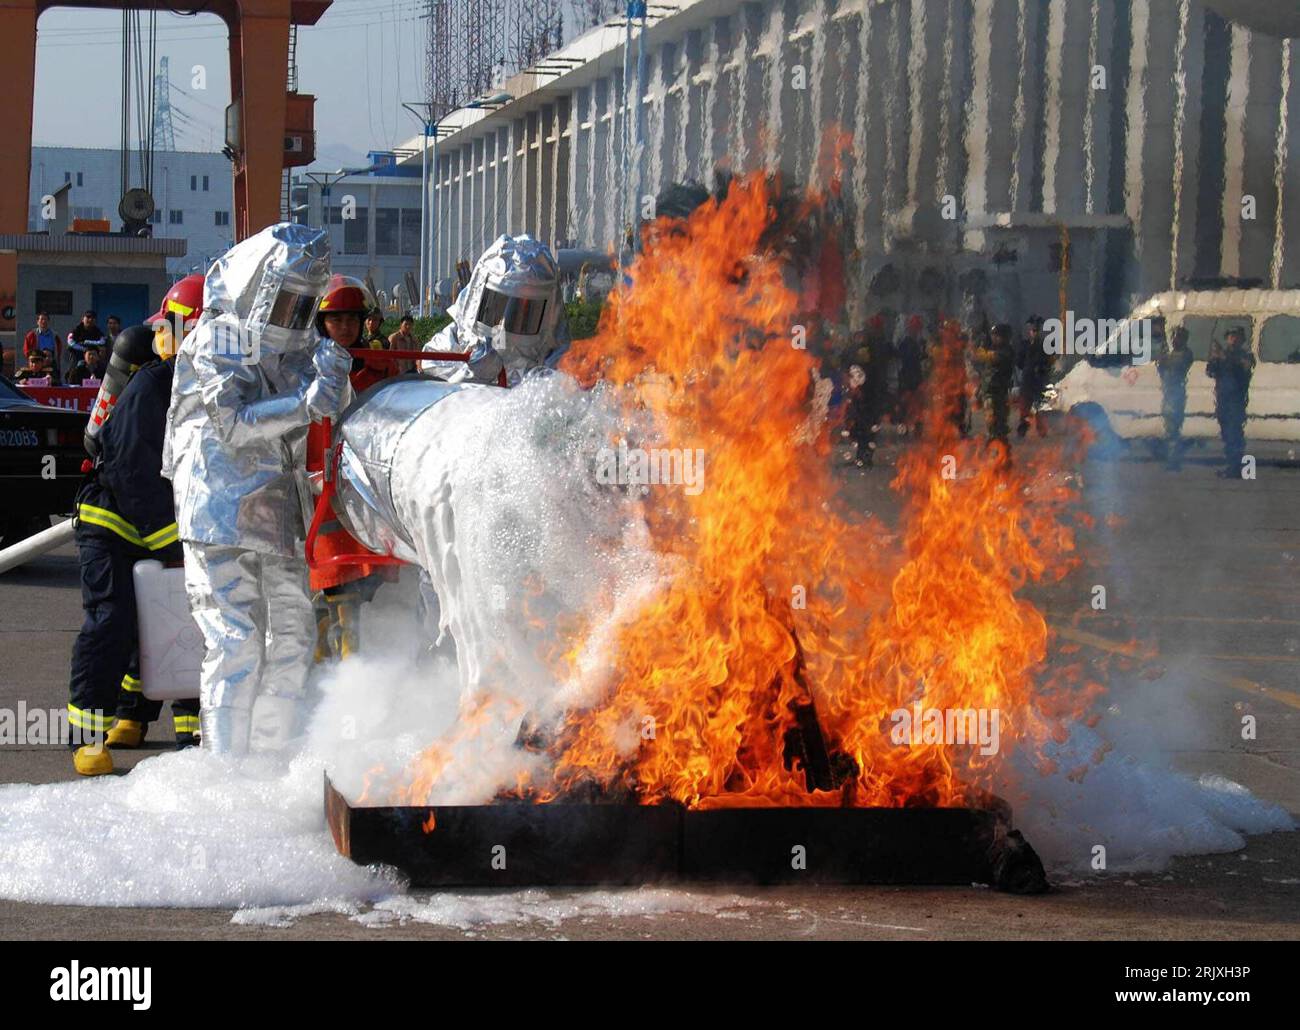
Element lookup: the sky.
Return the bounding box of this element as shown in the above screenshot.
[32,0,431,169]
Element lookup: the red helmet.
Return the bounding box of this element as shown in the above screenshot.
[149,273,205,332]
[315,275,376,334]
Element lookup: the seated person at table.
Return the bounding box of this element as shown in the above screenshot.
[67,344,104,385]
[15,348,58,384]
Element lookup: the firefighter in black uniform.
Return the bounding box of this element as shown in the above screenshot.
[976,323,1017,446]
[67,322,200,774]
[1206,326,1257,479]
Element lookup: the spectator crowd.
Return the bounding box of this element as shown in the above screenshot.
[12,309,119,386]
[809,310,1257,478]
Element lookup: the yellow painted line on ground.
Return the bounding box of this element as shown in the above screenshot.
[1082,613,1300,627]
[1205,655,1300,664]
[1053,625,1141,657]
[1219,676,1300,712]
[1053,625,1300,711]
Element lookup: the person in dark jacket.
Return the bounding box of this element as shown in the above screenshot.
[976,323,1017,445]
[1206,327,1256,479]
[14,347,57,383]
[67,329,199,774]
[842,354,876,467]
[1015,316,1054,438]
[66,344,103,385]
[1155,325,1194,469]
[65,309,106,379]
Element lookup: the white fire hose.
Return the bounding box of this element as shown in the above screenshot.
[0,518,76,575]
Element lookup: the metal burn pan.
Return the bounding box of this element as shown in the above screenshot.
[326,776,682,887]
[325,776,1048,893]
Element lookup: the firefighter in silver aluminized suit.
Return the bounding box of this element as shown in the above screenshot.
[421,233,570,384]
[162,223,353,754]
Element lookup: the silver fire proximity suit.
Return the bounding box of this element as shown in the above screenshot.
[162,223,353,754]
[422,234,570,384]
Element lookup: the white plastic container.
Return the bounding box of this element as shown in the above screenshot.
[133,560,202,700]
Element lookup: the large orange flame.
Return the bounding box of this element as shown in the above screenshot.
[546,175,1096,808]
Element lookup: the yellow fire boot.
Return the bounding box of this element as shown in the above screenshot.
[335,597,361,659]
[73,743,114,776]
[105,719,146,749]
[314,609,332,663]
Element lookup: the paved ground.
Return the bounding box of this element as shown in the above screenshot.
[1,429,1297,940]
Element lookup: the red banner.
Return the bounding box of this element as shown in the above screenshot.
[18,385,97,414]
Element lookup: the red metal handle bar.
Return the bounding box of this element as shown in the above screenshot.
[347,348,470,363]
[347,347,509,387]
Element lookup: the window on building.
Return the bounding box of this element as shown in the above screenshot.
[190,175,197,191]
[149,209,163,224]
[169,209,184,225]
[35,290,74,316]
[63,172,71,183]
[1259,316,1300,362]
[343,207,369,254]
[375,207,400,255]
[325,204,343,225]
[214,210,230,226]
[400,209,421,256]
[76,172,83,187]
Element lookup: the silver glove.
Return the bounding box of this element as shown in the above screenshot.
[305,339,353,420]
[313,337,355,381]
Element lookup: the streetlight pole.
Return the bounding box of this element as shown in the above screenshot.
[403,94,511,316]
[402,102,435,317]
[305,169,348,260]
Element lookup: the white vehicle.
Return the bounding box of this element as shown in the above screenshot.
[1047,290,1300,442]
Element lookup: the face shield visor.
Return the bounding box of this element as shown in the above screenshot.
[267,288,321,331]
[475,288,548,337]
[243,274,323,357]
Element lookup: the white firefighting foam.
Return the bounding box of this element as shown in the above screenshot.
[233,889,765,931]
[0,747,399,908]
[0,374,1291,912]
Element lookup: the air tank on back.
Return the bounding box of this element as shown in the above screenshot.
[84,324,158,457]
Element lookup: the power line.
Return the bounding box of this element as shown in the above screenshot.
[170,81,224,113]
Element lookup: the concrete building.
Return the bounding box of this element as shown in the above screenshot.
[290,152,423,312]
[1,183,182,370]
[28,146,234,277]
[404,0,1300,330]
